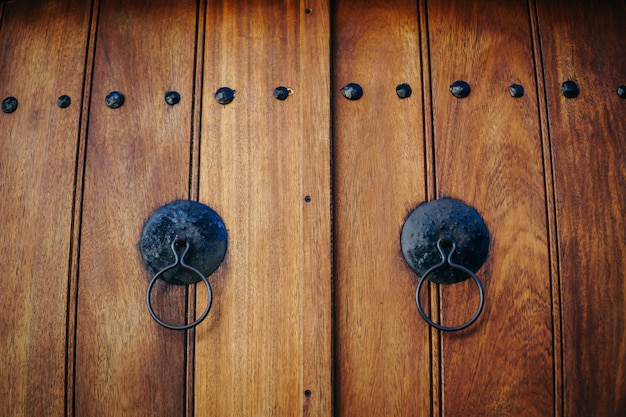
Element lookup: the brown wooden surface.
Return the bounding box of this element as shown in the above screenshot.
[332,1,431,415]
[535,0,626,415]
[195,1,332,416]
[427,1,554,416]
[73,1,197,415]
[2,1,626,416]
[0,2,91,416]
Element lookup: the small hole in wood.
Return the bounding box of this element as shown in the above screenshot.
[304,390,312,397]
[305,8,312,14]
[304,196,312,203]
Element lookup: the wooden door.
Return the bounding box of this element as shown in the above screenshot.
[1,1,624,417]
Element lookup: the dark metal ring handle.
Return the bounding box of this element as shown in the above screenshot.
[146,237,213,330]
[415,237,485,332]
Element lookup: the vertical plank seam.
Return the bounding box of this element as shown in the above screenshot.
[527,1,563,416]
[186,0,207,416]
[305,2,333,416]
[418,1,441,416]
[300,0,332,413]
[65,0,100,416]
[300,3,306,413]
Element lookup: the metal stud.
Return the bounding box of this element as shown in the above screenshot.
[57,95,71,108]
[561,81,579,98]
[341,83,363,100]
[2,96,18,113]
[164,91,181,105]
[449,80,471,98]
[274,86,292,101]
[105,91,125,109]
[396,83,412,99]
[509,84,524,98]
[215,87,235,105]
[617,86,626,99]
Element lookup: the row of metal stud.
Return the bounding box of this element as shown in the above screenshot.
[0,87,296,113]
[3,80,625,113]
[342,80,626,100]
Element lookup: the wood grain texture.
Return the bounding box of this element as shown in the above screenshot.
[66,2,99,415]
[535,1,626,415]
[427,1,554,416]
[186,0,207,414]
[528,2,563,415]
[74,1,197,415]
[0,1,91,415]
[195,1,332,416]
[419,1,442,413]
[332,1,431,416]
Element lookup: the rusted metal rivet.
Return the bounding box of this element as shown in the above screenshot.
[2,96,18,113]
[561,81,579,98]
[617,86,626,99]
[105,91,125,109]
[450,80,471,98]
[165,91,181,105]
[274,86,292,101]
[396,83,412,99]
[342,83,363,100]
[509,84,524,98]
[215,87,235,105]
[57,95,71,108]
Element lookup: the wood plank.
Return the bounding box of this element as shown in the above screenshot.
[535,0,626,415]
[332,1,431,416]
[419,0,442,413]
[74,1,197,415]
[528,2,563,415]
[427,1,554,416]
[186,0,207,414]
[0,1,91,416]
[195,1,332,416]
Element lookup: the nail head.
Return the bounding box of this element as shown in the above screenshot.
[561,80,579,99]
[215,87,235,105]
[274,86,291,100]
[2,96,18,113]
[342,83,363,100]
[57,95,72,108]
[165,91,181,105]
[396,83,412,99]
[509,84,524,98]
[105,91,125,109]
[450,80,471,98]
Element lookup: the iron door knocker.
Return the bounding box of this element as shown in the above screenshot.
[139,200,227,330]
[401,198,490,331]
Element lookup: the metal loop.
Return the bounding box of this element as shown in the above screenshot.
[415,236,485,332]
[146,238,213,330]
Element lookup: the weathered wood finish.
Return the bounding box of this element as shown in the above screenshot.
[74,1,197,415]
[332,1,431,415]
[535,0,626,415]
[195,1,332,416]
[0,2,91,416]
[427,1,554,416]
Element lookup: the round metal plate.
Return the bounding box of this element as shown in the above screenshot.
[401,198,490,284]
[139,200,227,285]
